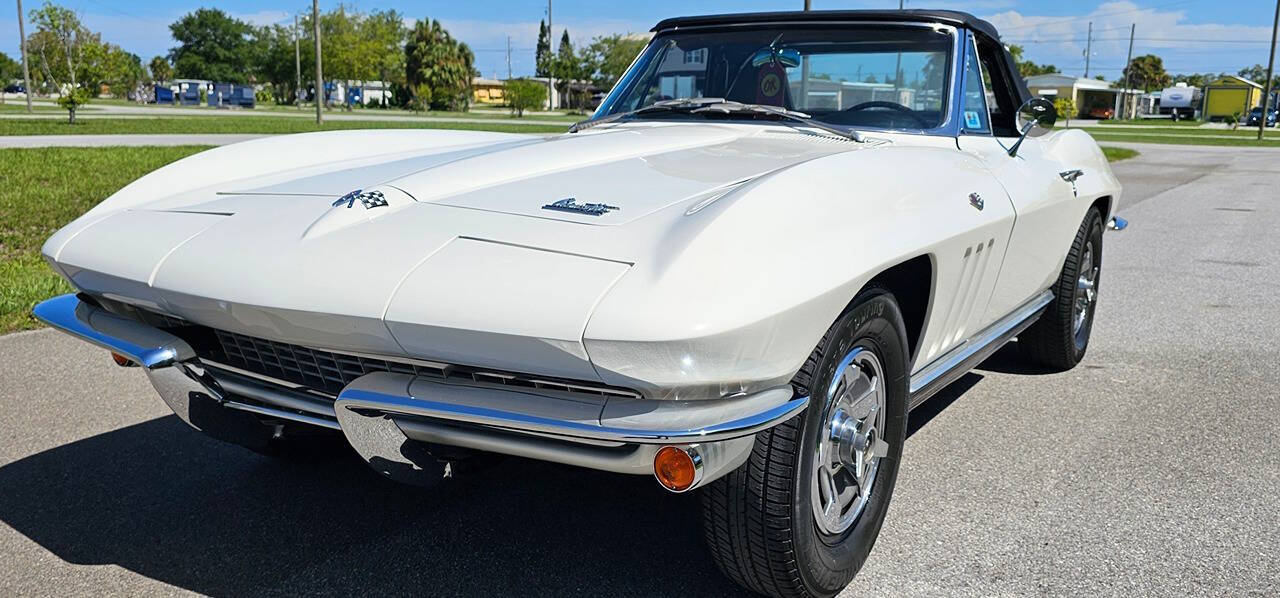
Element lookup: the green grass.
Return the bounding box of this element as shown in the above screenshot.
[1096,119,1204,126]
[1082,130,1280,147]
[258,103,582,122]
[0,116,569,136]
[1100,146,1139,162]
[0,102,65,113]
[0,146,211,333]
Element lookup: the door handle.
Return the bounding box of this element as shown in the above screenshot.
[1059,169,1084,196]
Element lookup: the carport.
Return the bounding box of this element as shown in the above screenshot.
[1024,74,1136,119]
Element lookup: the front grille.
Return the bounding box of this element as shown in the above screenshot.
[214,329,442,395]
[208,328,640,400]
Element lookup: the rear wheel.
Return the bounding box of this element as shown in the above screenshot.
[1019,206,1104,370]
[702,287,909,597]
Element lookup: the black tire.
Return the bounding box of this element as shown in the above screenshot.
[1019,206,1104,371]
[702,287,910,598]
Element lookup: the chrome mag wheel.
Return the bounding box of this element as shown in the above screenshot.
[1073,239,1099,344]
[810,346,889,536]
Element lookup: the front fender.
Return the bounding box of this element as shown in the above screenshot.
[584,139,1013,398]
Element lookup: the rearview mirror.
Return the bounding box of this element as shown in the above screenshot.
[751,47,802,69]
[1008,97,1057,157]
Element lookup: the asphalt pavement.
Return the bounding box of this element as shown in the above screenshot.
[1,143,1277,596]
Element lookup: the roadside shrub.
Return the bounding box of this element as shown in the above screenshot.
[505,79,545,117]
[56,88,91,124]
[410,84,433,113]
[1053,97,1077,127]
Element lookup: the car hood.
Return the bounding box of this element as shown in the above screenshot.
[45,123,863,379]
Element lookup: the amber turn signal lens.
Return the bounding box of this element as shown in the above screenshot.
[654,446,698,492]
[110,352,135,367]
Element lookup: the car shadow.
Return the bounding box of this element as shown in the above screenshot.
[972,341,1061,376]
[906,372,983,439]
[0,416,746,596]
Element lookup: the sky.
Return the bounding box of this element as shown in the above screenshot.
[2,1,1277,82]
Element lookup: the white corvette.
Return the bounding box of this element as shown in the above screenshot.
[36,10,1122,596]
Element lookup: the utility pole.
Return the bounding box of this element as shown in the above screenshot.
[294,14,302,110]
[312,0,322,124]
[506,36,512,80]
[1083,21,1093,78]
[800,1,810,108]
[17,0,32,113]
[1122,24,1135,120]
[547,0,553,111]
[1260,0,1278,141]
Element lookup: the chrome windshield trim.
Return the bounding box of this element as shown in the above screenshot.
[593,21,963,138]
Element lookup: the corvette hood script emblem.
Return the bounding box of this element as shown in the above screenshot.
[542,198,620,216]
[333,189,389,209]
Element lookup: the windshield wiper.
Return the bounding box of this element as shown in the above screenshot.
[691,101,865,142]
[570,98,865,143]
[568,97,728,133]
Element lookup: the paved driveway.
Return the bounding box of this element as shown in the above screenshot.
[0,143,1276,596]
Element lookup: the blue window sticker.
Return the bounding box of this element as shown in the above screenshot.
[964,110,983,129]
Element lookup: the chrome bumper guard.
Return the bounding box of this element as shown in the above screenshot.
[34,294,804,485]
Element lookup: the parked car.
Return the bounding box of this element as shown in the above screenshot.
[35,9,1123,597]
[1088,106,1115,119]
[1245,105,1278,127]
[3,83,25,94]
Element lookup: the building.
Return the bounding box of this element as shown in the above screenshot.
[1024,74,1137,119]
[472,77,505,105]
[1201,75,1263,121]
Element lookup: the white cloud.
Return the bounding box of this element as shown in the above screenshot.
[986,1,1275,76]
[231,10,292,27]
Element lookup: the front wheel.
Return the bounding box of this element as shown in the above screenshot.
[1019,205,1104,371]
[702,287,909,597]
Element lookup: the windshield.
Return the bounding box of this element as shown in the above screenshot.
[596,25,955,131]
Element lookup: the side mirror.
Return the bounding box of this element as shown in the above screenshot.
[1008,97,1057,157]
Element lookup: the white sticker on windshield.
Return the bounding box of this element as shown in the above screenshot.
[964,110,983,129]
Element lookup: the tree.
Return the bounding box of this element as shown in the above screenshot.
[247,24,296,101]
[1237,64,1280,89]
[168,8,254,83]
[1122,54,1171,92]
[1007,44,1059,77]
[0,52,20,84]
[56,86,89,123]
[535,20,551,78]
[26,2,92,90]
[505,78,545,116]
[580,34,648,87]
[149,56,172,83]
[364,10,408,105]
[404,19,474,111]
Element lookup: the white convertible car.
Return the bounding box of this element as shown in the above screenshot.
[36,10,1122,597]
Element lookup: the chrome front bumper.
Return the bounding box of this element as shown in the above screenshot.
[34,294,806,487]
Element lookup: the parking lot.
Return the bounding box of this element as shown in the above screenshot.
[0,142,1276,596]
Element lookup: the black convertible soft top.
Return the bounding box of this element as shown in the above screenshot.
[651,9,1004,42]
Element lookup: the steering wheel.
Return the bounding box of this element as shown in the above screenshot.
[842,101,929,128]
